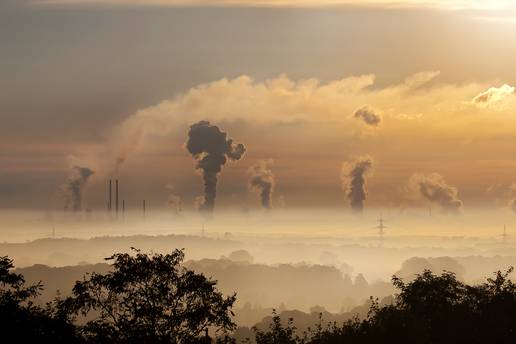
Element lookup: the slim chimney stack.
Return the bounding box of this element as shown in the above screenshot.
[109,179,112,212]
[115,179,119,216]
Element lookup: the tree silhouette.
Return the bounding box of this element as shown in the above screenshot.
[253,268,516,344]
[5,251,516,344]
[62,248,236,344]
[0,256,80,343]
[254,310,298,344]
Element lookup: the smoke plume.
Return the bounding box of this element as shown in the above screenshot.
[248,160,275,210]
[186,121,246,213]
[341,156,373,213]
[409,173,462,213]
[165,184,182,213]
[61,166,94,212]
[509,199,516,215]
[353,105,382,126]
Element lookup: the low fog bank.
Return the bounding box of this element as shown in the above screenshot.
[3,208,516,325]
[2,229,515,281]
[16,256,392,321]
[2,208,515,242]
[14,251,516,327]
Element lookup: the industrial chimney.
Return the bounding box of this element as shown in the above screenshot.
[115,179,119,216]
[108,179,112,212]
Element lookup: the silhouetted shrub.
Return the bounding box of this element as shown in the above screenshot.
[253,268,516,344]
[61,248,236,344]
[4,250,516,344]
[254,310,298,344]
[0,256,80,343]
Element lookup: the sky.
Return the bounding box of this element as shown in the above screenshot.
[1,0,516,212]
[16,0,516,10]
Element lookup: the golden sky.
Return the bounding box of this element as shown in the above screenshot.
[36,0,516,10]
[1,1,516,211]
[101,72,515,210]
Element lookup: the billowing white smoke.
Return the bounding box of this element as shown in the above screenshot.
[409,173,462,213]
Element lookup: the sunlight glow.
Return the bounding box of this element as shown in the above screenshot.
[36,0,516,10]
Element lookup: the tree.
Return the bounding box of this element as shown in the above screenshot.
[251,268,516,344]
[63,248,236,344]
[253,310,299,344]
[0,256,80,343]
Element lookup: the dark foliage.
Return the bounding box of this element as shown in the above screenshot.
[61,248,236,344]
[254,268,516,344]
[0,256,80,343]
[4,249,516,344]
[254,310,299,344]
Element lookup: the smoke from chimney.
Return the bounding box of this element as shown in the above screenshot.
[509,199,516,215]
[61,166,94,212]
[341,156,374,213]
[115,179,119,215]
[409,173,463,213]
[248,160,275,210]
[186,121,246,214]
[353,105,382,126]
[165,184,182,213]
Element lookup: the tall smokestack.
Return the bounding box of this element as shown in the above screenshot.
[143,200,146,220]
[109,179,112,212]
[115,179,119,216]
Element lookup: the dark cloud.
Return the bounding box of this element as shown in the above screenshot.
[186,121,246,214]
[60,166,94,212]
[353,105,382,126]
[409,173,462,213]
[341,156,373,213]
[248,160,275,210]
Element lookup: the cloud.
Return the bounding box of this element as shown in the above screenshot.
[403,70,440,89]
[409,173,462,213]
[341,156,374,213]
[110,73,375,163]
[33,0,515,10]
[108,71,510,172]
[353,105,382,126]
[472,84,515,107]
[395,113,423,120]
